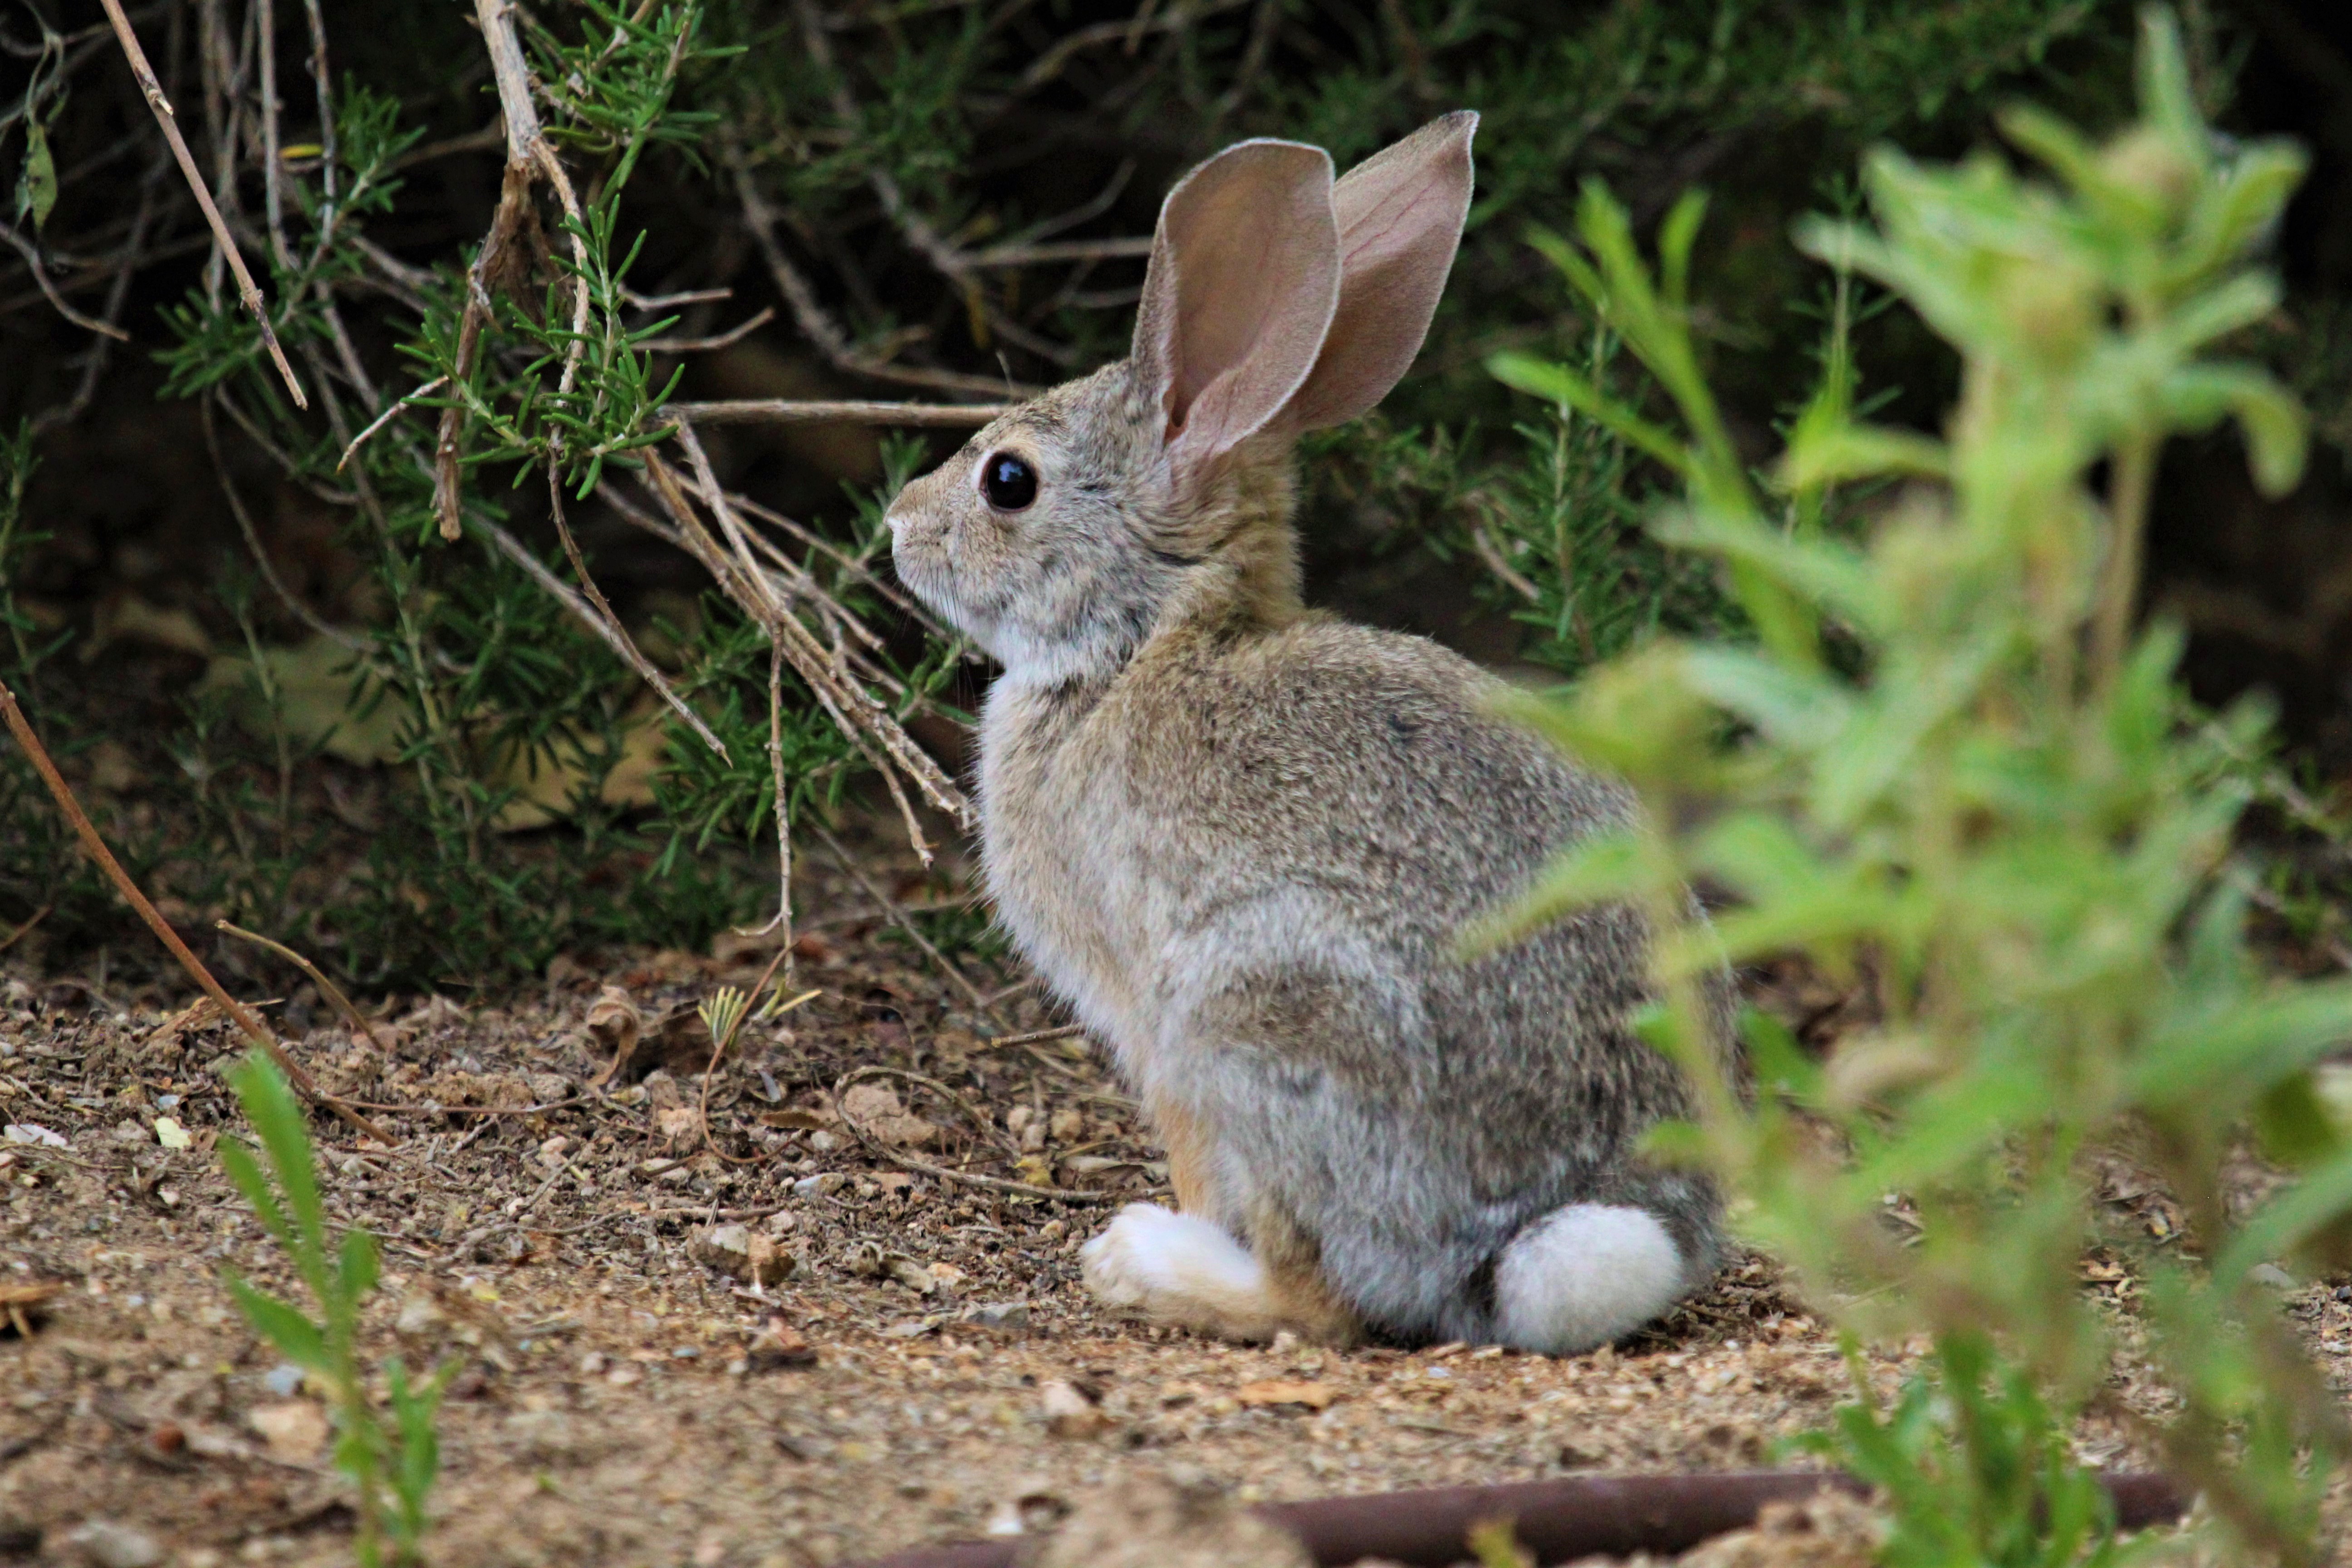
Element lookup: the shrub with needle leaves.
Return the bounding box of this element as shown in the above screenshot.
[220,1052,449,1568]
[1486,9,2346,1560]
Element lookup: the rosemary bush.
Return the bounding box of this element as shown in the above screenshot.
[3,0,2309,993]
[1488,11,2346,1558]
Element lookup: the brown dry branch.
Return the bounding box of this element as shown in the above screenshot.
[723,142,1031,401]
[724,489,954,640]
[541,471,730,760]
[657,433,943,863]
[831,1065,1120,1205]
[965,236,1154,267]
[94,0,306,407]
[0,680,386,1143]
[0,904,50,957]
[0,221,132,340]
[651,426,972,828]
[215,919,395,1052]
[808,819,999,1024]
[662,398,1013,426]
[636,306,779,355]
[434,0,587,539]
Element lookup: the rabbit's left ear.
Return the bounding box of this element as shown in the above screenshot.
[1132,138,1340,492]
[1274,111,1477,434]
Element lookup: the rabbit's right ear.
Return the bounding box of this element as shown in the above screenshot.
[1132,140,1340,493]
[1275,111,1477,434]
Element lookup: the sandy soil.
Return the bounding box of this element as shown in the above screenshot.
[1,840,2340,1568]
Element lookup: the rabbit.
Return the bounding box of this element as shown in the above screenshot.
[885,111,1732,1354]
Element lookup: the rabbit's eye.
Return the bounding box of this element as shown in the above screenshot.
[980,452,1039,511]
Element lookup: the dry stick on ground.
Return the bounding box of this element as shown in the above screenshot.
[215,919,396,1052]
[0,682,387,1144]
[977,1023,1087,1049]
[831,1066,1120,1205]
[94,0,304,407]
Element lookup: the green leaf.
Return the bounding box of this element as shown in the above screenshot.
[217,1137,299,1258]
[229,1052,328,1264]
[2214,1139,2352,1290]
[1778,421,1950,492]
[2156,362,2308,498]
[2134,982,2352,1108]
[14,121,56,232]
[2254,1073,2342,1171]
[1486,352,1689,475]
[224,1273,331,1372]
[341,1228,381,1303]
[1460,829,1649,951]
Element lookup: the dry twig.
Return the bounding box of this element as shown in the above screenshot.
[215,919,396,1053]
[0,681,384,1143]
[832,1066,1120,1205]
[662,398,1012,426]
[94,0,306,407]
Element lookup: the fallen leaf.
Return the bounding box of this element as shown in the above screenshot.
[1235,1379,1336,1411]
[153,1116,192,1151]
[746,1315,816,1371]
[247,1400,330,1463]
[1039,1378,1106,1438]
[3,1122,64,1148]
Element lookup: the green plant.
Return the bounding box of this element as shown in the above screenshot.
[1805,1334,2127,1568]
[219,1051,449,1567]
[1486,9,2346,1560]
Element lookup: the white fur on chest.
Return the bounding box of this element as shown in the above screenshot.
[976,682,1165,1053]
[977,678,1402,1098]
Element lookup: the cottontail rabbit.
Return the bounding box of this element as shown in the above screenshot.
[887,113,1728,1353]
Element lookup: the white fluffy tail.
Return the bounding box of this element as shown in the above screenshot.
[1492,1203,1687,1355]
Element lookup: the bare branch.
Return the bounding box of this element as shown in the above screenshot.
[470,500,731,761]
[95,0,306,407]
[0,221,131,341]
[635,305,776,355]
[662,398,1011,426]
[0,680,384,1143]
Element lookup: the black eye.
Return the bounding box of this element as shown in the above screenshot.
[980,451,1038,511]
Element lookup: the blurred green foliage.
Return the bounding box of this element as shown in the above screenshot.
[1487,11,2346,1558]
[220,1051,448,1567]
[2,0,2311,995]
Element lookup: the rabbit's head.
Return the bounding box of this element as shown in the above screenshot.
[887,113,1475,686]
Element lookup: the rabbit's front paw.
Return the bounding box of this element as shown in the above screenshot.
[1080,1204,1276,1339]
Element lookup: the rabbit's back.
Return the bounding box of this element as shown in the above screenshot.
[980,616,1699,1196]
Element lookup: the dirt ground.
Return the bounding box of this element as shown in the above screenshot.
[2,828,2344,1568]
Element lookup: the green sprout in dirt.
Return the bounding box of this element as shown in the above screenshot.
[220,1052,449,1568]
[1802,1334,2128,1568]
[1486,8,2344,1560]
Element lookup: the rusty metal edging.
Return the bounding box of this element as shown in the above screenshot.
[839,1468,2185,1568]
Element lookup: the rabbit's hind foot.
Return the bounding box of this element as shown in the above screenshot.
[1492,1204,1688,1355]
[1080,1203,1292,1343]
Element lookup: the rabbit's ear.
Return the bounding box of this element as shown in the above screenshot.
[1274,111,1477,434]
[1133,139,1340,488]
